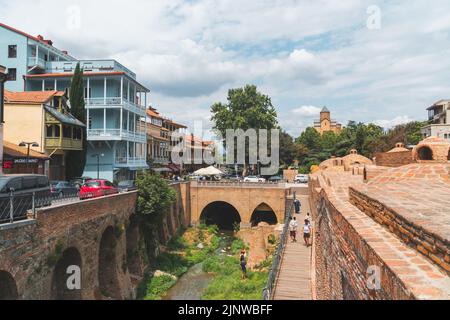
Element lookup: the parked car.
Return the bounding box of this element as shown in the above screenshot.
[70,177,93,189]
[117,180,137,193]
[243,176,266,183]
[79,180,118,200]
[268,175,284,183]
[294,174,309,184]
[50,181,79,198]
[0,175,51,223]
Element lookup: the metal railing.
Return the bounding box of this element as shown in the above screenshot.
[262,198,294,300]
[0,191,93,225]
[193,181,285,188]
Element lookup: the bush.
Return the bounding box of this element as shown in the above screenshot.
[144,275,177,300]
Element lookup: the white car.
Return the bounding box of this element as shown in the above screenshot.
[244,176,266,183]
[294,174,309,184]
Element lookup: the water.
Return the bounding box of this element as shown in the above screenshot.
[162,231,235,300]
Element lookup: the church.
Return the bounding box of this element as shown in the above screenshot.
[313,107,342,135]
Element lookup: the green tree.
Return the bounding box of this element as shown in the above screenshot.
[66,63,87,179]
[211,85,278,174]
[279,130,297,166]
[296,127,321,151]
[136,172,177,258]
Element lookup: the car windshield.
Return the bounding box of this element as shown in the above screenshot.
[50,181,60,186]
[85,181,101,187]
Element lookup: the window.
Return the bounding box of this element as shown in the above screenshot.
[8,45,17,58]
[54,125,61,138]
[7,68,16,81]
[46,125,53,138]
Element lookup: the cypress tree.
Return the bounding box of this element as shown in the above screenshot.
[65,63,87,179]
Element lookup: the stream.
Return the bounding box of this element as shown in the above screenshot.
[162,231,235,300]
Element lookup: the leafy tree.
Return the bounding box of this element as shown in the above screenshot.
[296,127,321,151]
[66,63,87,179]
[211,85,278,175]
[279,130,297,166]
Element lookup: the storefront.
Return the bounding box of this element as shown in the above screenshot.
[2,140,49,175]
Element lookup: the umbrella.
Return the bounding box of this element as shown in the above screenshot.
[193,166,224,176]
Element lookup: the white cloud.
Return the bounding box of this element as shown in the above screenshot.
[292,106,322,117]
[1,0,450,134]
[373,116,416,129]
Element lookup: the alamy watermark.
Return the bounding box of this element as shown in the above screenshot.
[66,265,81,291]
[171,122,280,176]
[367,265,381,291]
[367,5,382,30]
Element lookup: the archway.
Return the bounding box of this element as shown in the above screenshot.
[250,203,278,227]
[418,146,433,160]
[126,221,142,277]
[200,201,241,231]
[0,271,18,300]
[447,148,450,161]
[98,226,120,299]
[51,247,82,300]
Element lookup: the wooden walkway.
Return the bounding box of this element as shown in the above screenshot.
[273,194,312,300]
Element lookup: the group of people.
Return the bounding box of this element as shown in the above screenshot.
[289,199,312,247]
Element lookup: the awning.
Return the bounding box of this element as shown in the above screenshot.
[44,105,85,127]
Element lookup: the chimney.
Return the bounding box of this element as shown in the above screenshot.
[62,50,68,55]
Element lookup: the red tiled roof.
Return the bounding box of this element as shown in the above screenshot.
[24,71,126,78]
[3,141,49,159]
[147,109,163,119]
[4,90,64,104]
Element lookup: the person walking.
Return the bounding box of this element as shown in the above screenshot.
[303,219,312,247]
[294,198,301,214]
[289,217,299,243]
[240,250,248,279]
[305,213,312,225]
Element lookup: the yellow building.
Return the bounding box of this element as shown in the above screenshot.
[3,90,85,180]
[314,107,342,135]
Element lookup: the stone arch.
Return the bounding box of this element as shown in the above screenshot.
[200,201,241,231]
[250,203,278,227]
[51,247,82,300]
[447,148,450,161]
[126,220,143,277]
[98,226,120,299]
[417,146,433,161]
[0,271,18,300]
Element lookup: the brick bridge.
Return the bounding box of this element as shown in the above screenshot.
[190,181,288,229]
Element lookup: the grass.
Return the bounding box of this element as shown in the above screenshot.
[201,239,270,301]
[140,224,220,300]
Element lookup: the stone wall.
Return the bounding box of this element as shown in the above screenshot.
[0,192,138,300]
[374,151,414,167]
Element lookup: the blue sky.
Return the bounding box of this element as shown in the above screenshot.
[1,0,450,136]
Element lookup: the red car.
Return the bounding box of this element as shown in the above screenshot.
[79,179,118,200]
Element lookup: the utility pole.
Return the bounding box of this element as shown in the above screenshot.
[19,142,39,173]
[92,154,104,179]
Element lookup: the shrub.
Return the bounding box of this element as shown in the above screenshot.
[144,275,177,300]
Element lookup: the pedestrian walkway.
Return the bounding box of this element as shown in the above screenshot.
[273,194,312,300]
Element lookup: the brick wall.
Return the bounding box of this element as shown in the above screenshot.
[374,151,414,167]
[0,192,138,300]
[349,188,450,275]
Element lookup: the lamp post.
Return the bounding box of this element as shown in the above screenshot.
[0,65,8,175]
[19,142,39,173]
[92,153,104,179]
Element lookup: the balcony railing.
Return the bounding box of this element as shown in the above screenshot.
[88,129,146,142]
[115,157,147,167]
[28,57,46,69]
[45,137,83,150]
[85,97,146,116]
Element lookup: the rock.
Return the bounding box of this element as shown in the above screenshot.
[153,270,177,280]
[197,243,205,249]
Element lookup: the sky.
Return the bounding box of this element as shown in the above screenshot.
[1,0,450,137]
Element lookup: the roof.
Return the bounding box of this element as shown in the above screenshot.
[164,119,188,129]
[147,109,163,119]
[0,23,74,59]
[4,90,64,104]
[44,105,85,127]
[3,141,49,159]
[321,106,330,113]
[25,71,126,78]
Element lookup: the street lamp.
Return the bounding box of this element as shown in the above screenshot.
[0,65,9,124]
[92,154,105,179]
[19,142,39,173]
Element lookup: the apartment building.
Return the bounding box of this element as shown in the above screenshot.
[1,23,148,181]
[422,99,450,141]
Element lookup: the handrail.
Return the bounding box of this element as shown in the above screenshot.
[262,197,294,300]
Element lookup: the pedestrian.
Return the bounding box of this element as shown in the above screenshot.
[240,250,247,279]
[294,198,301,214]
[306,213,311,225]
[303,219,312,247]
[289,217,299,242]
